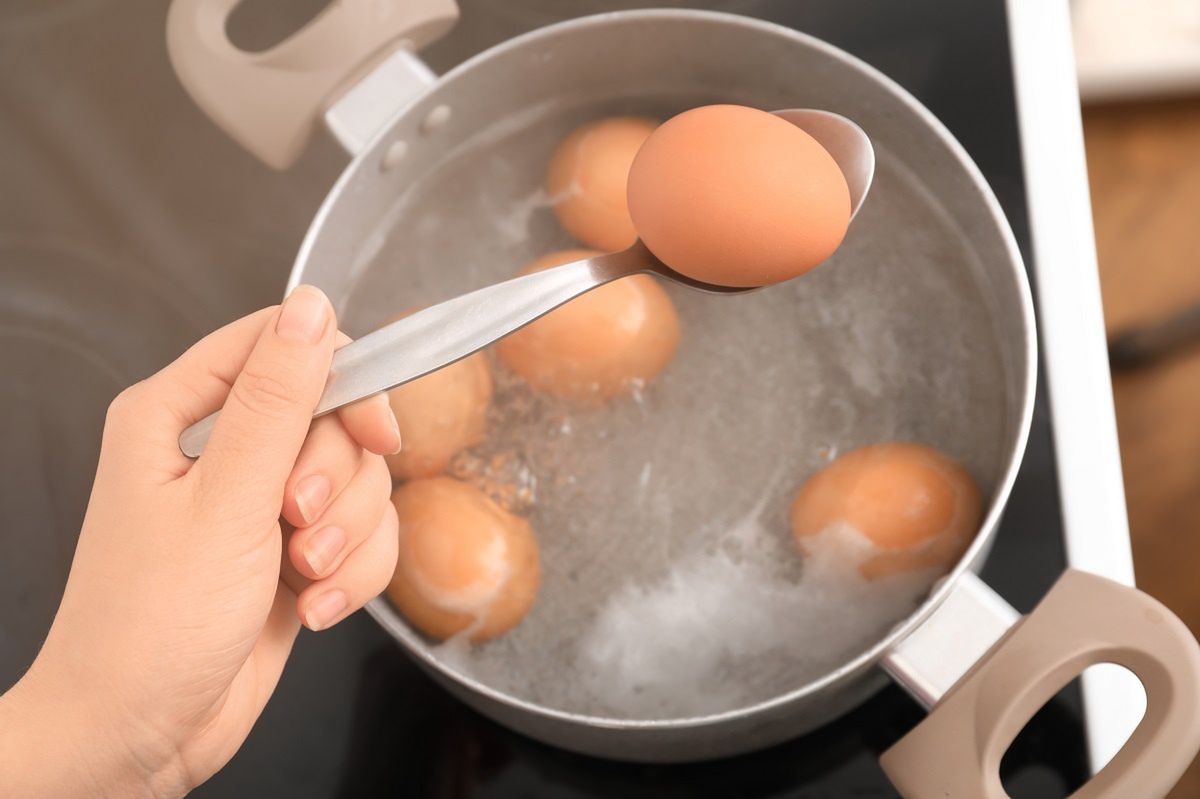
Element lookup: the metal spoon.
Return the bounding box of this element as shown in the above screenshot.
[179,109,875,457]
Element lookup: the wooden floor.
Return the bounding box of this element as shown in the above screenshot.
[1083,97,1200,798]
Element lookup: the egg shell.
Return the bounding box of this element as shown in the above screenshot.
[381,312,494,480]
[386,476,540,642]
[627,104,851,288]
[790,442,982,579]
[496,249,681,401]
[545,116,657,252]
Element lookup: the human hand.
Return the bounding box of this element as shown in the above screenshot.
[0,286,400,797]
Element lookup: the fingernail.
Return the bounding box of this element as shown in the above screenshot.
[387,404,402,455]
[294,474,331,525]
[303,526,347,577]
[304,589,349,632]
[277,285,330,344]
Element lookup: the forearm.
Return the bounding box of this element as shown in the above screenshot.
[0,668,167,799]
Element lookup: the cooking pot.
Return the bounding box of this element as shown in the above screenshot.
[166,3,1200,795]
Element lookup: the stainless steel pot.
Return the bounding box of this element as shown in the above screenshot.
[167,3,1200,795]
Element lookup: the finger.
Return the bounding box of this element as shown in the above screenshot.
[154,308,278,433]
[102,309,277,477]
[281,414,364,529]
[336,392,401,457]
[248,583,302,696]
[298,499,399,632]
[330,331,401,456]
[288,454,391,580]
[160,322,379,441]
[279,524,308,598]
[196,286,336,514]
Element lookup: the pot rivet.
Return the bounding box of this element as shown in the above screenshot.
[421,105,452,135]
[381,140,408,172]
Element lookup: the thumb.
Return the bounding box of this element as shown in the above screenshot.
[196,285,336,512]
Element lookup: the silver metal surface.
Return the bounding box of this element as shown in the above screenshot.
[775,109,875,217]
[881,572,1021,708]
[177,108,875,458]
[270,10,1038,761]
[324,48,436,157]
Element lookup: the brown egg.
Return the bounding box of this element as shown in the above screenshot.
[386,476,540,642]
[545,116,657,252]
[496,249,681,401]
[381,313,493,480]
[627,104,851,288]
[790,443,982,580]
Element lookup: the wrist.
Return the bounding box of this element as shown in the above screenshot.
[0,663,180,799]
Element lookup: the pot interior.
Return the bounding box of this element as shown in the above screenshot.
[295,12,1030,723]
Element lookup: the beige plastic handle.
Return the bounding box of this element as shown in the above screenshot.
[166,0,458,169]
[881,569,1200,798]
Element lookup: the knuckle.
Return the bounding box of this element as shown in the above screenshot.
[350,505,398,600]
[232,364,302,420]
[356,456,394,521]
[105,382,146,427]
[363,453,391,492]
[372,504,400,585]
[366,554,396,598]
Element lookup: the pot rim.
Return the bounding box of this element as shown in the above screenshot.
[294,7,1039,731]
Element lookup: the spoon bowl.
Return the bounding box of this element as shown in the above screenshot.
[179,109,875,457]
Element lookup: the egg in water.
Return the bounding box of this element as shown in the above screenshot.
[627,104,851,288]
[545,116,657,252]
[381,314,493,480]
[789,442,982,579]
[496,249,681,401]
[386,476,540,642]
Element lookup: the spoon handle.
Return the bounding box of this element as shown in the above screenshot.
[178,251,643,457]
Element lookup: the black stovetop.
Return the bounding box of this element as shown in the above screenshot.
[0,1,1088,797]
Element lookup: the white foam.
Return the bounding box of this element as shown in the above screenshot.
[564,513,932,718]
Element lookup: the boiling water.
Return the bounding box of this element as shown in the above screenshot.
[341,100,1010,720]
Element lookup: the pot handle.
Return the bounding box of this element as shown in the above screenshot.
[165,0,458,169]
[880,569,1200,798]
